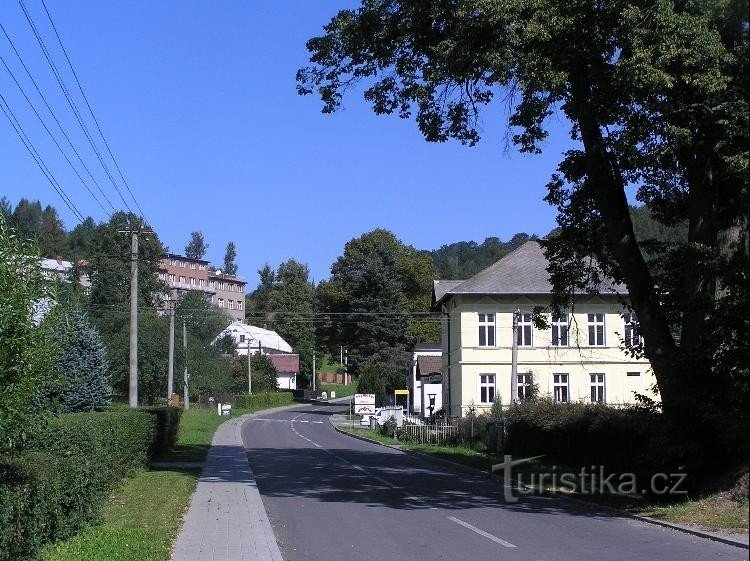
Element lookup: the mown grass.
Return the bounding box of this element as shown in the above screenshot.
[42,408,235,561]
[320,382,358,398]
[341,426,749,534]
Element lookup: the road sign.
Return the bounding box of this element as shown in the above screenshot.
[354,393,375,415]
[394,389,409,395]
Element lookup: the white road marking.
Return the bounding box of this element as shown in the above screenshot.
[447,516,517,548]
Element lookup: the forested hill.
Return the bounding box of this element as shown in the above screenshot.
[428,206,687,280]
[428,233,536,280]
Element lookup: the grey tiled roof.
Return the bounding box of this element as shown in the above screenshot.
[432,241,625,307]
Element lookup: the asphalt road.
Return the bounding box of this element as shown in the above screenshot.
[242,401,746,561]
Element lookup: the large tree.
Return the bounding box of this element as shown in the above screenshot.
[299,0,749,463]
[223,241,238,275]
[317,229,438,375]
[185,231,209,260]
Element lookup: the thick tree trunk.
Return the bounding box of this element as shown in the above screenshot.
[568,75,681,415]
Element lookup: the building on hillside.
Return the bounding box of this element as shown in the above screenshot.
[157,255,246,321]
[40,257,90,289]
[432,240,657,417]
[407,343,443,418]
[158,253,212,296]
[268,354,300,390]
[215,321,298,389]
[208,270,246,321]
[217,321,293,355]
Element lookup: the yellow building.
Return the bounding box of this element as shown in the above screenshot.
[432,241,657,417]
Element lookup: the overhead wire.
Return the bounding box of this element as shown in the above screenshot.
[0,51,113,217]
[39,0,147,221]
[0,21,117,215]
[0,91,85,223]
[18,0,135,216]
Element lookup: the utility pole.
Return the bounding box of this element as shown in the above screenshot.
[247,337,253,394]
[166,294,176,401]
[344,349,348,386]
[183,318,189,410]
[312,350,316,392]
[129,231,138,408]
[511,309,520,404]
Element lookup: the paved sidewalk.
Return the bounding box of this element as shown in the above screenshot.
[171,412,284,561]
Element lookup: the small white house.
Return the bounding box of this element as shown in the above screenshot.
[408,343,443,418]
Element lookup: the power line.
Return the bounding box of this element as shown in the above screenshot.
[0,91,85,223]
[18,0,135,215]
[39,0,147,221]
[0,21,117,214]
[0,51,112,217]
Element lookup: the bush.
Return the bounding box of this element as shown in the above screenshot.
[0,407,181,561]
[379,417,398,438]
[233,391,294,410]
[503,398,660,474]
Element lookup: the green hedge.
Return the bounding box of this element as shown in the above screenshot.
[233,391,295,410]
[0,407,180,561]
[503,399,659,473]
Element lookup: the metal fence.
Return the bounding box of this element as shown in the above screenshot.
[401,422,459,446]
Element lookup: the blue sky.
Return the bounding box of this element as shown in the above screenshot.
[1,1,574,288]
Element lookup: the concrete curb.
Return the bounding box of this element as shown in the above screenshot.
[329,418,749,550]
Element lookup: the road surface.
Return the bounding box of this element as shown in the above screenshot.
[242,401,746,561]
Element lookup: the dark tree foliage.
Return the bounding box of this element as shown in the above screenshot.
[223,241,238,275]
[176,290,232,346]
[245,264,276,327]
[185,231,209,260]
[299,0,749,469]
[430,233,534,279]
[245,353,279,393]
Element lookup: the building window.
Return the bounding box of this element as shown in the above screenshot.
[179,276,186,284]
[587,313,605,346]
[238,301,243,311]
[228,300,234,310]
[623,312,640,346]
[590,373,606,403]
[170,258,176,266]
[479,374,496,404]
[189,277,196,286]
[168,274,175,283]
[199,279,205,288]
[179,261,185,268]
[239,334,245,343]
[517,312,533,347]
[218,298,224,308]
[209,280,215,288]
[478,313,496,347]
[553,373,569,403]
[517,373,533,401]
[190,262,196,269]
[551,313,569,346]
[626,371,640,377]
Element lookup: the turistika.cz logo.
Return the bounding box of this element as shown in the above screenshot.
[491,455,688,503]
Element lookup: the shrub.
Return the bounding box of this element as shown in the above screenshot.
[0,407,181,561]
[503,398,660,474]
[379,417,398,438]
[233,391,294,411]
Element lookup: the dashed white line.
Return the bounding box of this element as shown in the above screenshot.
[447,516,518,548]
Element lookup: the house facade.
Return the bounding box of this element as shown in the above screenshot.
[207,271,246,322]
[433,241,657,417]
[407,343,443,418]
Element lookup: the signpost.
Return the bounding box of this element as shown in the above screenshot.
[354,393,376,415]
[394,388,409,414]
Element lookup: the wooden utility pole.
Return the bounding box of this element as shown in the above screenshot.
[312,350,316,392]
[129,231,138,407]
[166,294,175,400]
[183,318,189,410]
[511,309,520,403]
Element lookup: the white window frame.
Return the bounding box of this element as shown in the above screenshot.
[551,312,569,346]
[218,298,224,308]
[517,373,533,401]
[622,312,640,347]
[238,300,243,311]
[179,261,185,268]
[228,300,234,310]
[478,313,496,347]
[190,262,196,270]
[590,373,606,403]
[553,373,569,403]
[517,311,533,347]
[587,313,606,346]
[479,374,496,404]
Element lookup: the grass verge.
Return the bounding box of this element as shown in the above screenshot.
[340,426,749,535]
[320,382,358,398]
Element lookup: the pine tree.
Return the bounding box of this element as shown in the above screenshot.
[53,311,112,412]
